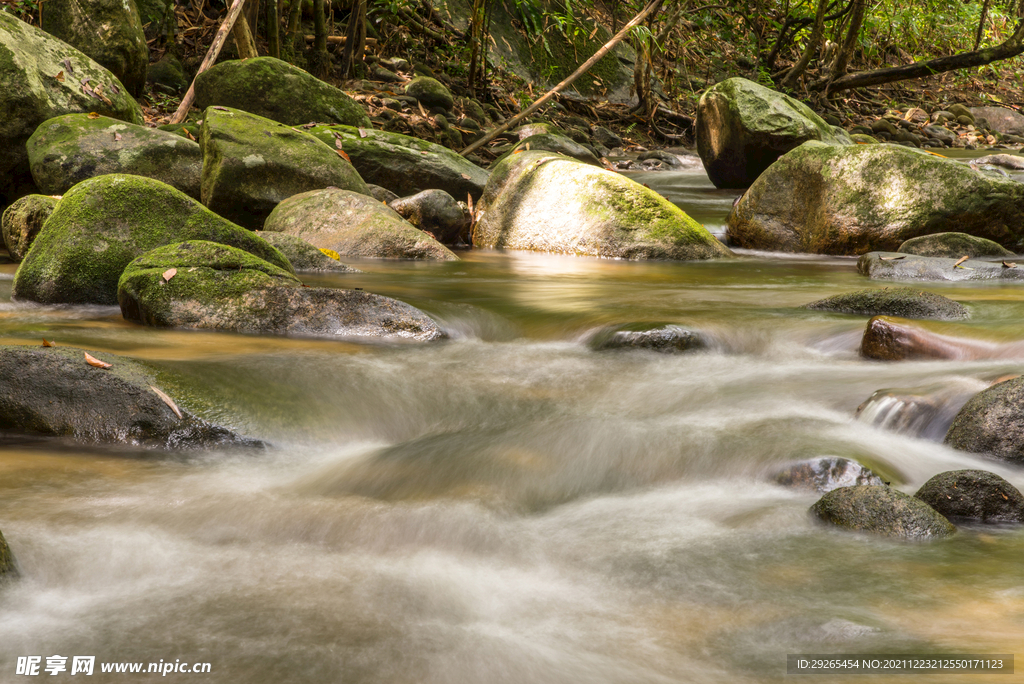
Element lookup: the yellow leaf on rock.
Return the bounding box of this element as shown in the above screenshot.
[41,339,54,347]
[55,70,64,82]
[149,385,183,419]
[162,268,177,282]
[87,112,100,119]
[319,247,341,261]
[84,352,111,369]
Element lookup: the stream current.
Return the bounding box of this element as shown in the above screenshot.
[1,158,1023,683]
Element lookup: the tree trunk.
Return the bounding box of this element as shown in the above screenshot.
[827,0,863,77]
[339,0,367,78]
[779,0,828,90]
[231,14,259,58]
[975,0,991,51]
[309,0,331,77]
[267,0,280,58]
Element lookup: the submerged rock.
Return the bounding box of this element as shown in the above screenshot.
[474,151,732,260]
[588,324,708,353]
[728,142,1024,255]
[855,380,988,441]
[696,77,851,188]
[858,252,1024,282]
[388,189,471,245]
[945,376,1024,465]
[257,232,359,272]
[915,470,1024,524]
[896,232,1014,258]
[805,287,968,320]
[1,194,57,262]
[118,241,444,342]
[810,485,956,540]
[859,316,1023,361]
[0,344,260,449]
[12,174,291,305]
[773,457,885,493]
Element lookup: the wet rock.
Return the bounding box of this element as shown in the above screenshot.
[502,134,602,167]
[194,57,370,128]
[591,125,623,148]
[2,194,58,262]
[637,150,685,169]
[474,151,732,260]
[773,457,885,493]
[12,174,291,305]
[945,376,1024,464]
[915,470,1024,524]
[804,287,968,321]
[729,141,1024,255]
[257,232,359,272]
[0,344,261,449]
[119,241,443,342]
[855,380,988,441]
[367,184,399,203]
[970,107,1024,137]
[588,324,708,353]
[896,232,1014,258]
[27,113,202,198]
[858,252,1024,282]
[199,107,369,230]
[306,125,489,201]
[922,125,954,145]
[696,77,851,188]
[42,0,148,96]
[971,153,1024,171]
[458,97,488,125]
[404,76,453,110]
[388,189,471,245]
[0,527,15,579]
[264,188,457,260]
[859,316,1024,361]
[810,485,956,540]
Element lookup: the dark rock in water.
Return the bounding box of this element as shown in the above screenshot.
[0,527,16,579]
[591,125,623,149]
[810,485,956,540]
[388,189,471,245]
[367,184,399,203]
[119,241,444,342]
[257,232,359,272]
[0,344,261,449]
[637,150,684,169]
[806,287,968,321]
[945,376,1024,465]
[855,380,987,441]
[897,232,1014,258]
[2,194,58,262]
[589,324,708,353]
[915,470,1024,524]
[502,134,602,167]
[773,457,885,493]
[858,252,1024,282]
[194,57,371,128]
[859,316,1023,361]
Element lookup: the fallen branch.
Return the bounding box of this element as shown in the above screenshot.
[303,35,378,45]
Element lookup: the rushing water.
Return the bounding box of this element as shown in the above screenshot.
[1,159,1024,683]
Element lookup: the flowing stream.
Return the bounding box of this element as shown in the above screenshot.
[1,158,1023,682]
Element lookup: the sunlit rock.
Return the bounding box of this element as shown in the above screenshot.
[805,287,968,320]
[810,485,956,540]
[859,316,1024,361]
[896,232,1014,258]
[859,252,1024,282]
[1,194,57,262]
[773,457,885,493]
[945,376,1024,464]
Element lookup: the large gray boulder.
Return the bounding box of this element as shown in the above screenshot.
[193,57,371,128]
[306,125,490,200]
[897,232,1014,258]
[118,241,444,342]
[805,287,969,320]
[199,107,369,230]
[1,194,58,262]
[970,106,1024,137]
[264,188,457,260]
[810,485,956,540]
[12,174,291,305]
[696,77,851,188]
[28,113,202,198]
[945,377,1024,464]
[474,151,732,260]
[388,189,471,245]
[915,470,1024,524]
[257,232,359,272]
[858,252,1024,282]
[0,344,260,449]
[41,0,148,96]
[728,142,1024,254]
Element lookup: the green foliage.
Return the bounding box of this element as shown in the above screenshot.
[3,0,40,24]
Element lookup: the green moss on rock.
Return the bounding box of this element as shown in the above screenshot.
[257,232,359,271]
[404,76,453,110]
[897,232,1015,258]
[914,470,1024,523]
[2,194,58,262]
[805,287,969,320]
[945,377,1024,464]
[810,485,956,540]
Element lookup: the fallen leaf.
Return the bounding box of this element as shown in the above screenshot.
[879,255,906,261]
[162,268,177,282]
[185,130,196,141]
[512,149,523,155]
[953,255,970,268]
[301,122,316,129]
[319,247,341,261]
[1003,261,1017,269]
[358,128,369,138]
[418,102,428,118]
[84,352,112,369]
[109,82,120,95]
[55,70,65,82]
[41,339,54,347]
[461,173,471,180]
[334,138,344,149]
[336,149,351,162]
[524,142,531,150]
[114,132,122,141]
[87,112,100,119]
[149,385,183,419]
[61,57,73,75]
[212,106,230,111]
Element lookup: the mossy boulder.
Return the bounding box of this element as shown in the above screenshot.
[27,113,201,198]
[773,457,885,493]
[0,527,15,579]
[728,141,1024,254]
[41,0,148,96]
[587,323,708,353]
[0,344,261,449]
[896,232,1015,258]
[2,194,58,262]
[810,485,956,540]
[257,232,359,272]
[474,151,733,260]
[388,189,470,245]
[306,124,490,200]
[915,470,1024,523]
[945,377,1024,464]
[404,76,453,110]
[500,133,602,167]
[193,57,371,128]
[146,52,188,94]
[696,78,851,188]
[119,241,444,341]
[805,287,969,321]
[12,174,291,305]
[199,106,369,230]
[264,188,457,260]
[858,252,1024,282]
[0,12,143,193]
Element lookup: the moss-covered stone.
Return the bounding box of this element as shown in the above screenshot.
[773,457,885,493]
[850,133,878,144]
[0,343,261,449]
[475,150,732,260]
[696,78,851,188]
[146,52,188,93]
[306,124,489,200]
[0,526,16,580]
[858,252,1024,282]
[897,232,1014,258]
[193,57,371,128]
[41,0,148,96]
[587,323,708,353]
[915,470,1024,523]
[0,12,143,186]
[28,113,201,198]
[12,174,291,305]
[810,485,956,540]
[119,241,444,341]
[498,133,601,167]
[514,123,559,139]
[728,141,1024,254]
[805,287,969,320]
[199,106,369,230]
[264,188,457,260]
[257,232,359,272]
[2,194,58,262]
[404,76,453,110]
[945,377,1024,464]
